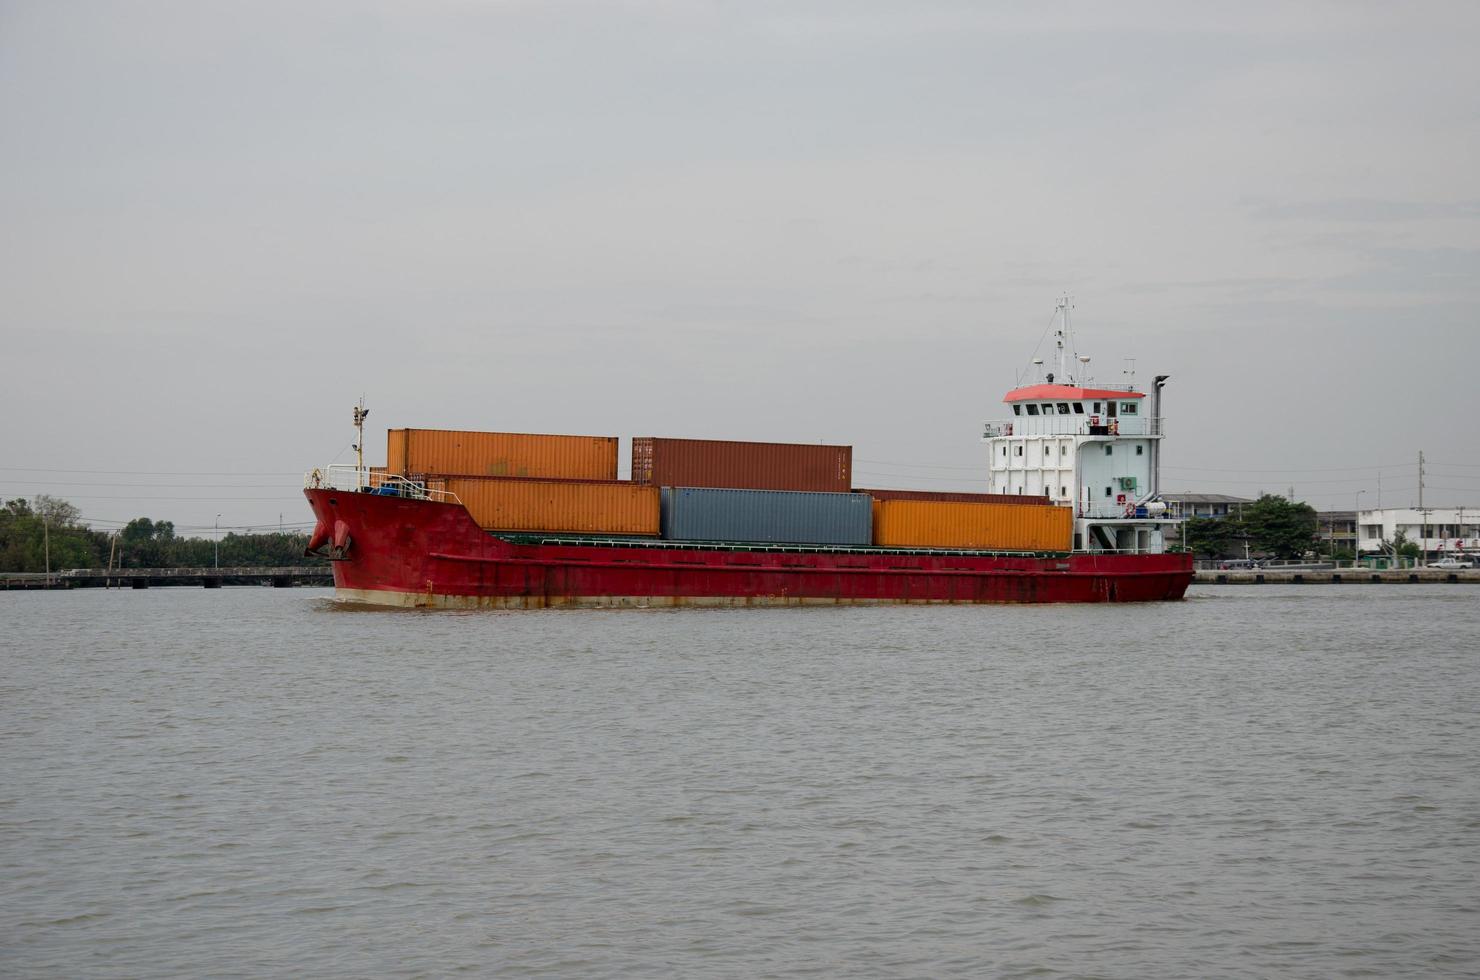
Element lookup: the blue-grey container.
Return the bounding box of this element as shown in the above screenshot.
[661,487,873,546]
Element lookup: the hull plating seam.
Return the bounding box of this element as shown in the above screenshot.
[333,588,1156,609]
[428,552,1177,579]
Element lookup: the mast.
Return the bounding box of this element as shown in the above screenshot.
[353,399,369,491]
[1054,295,1071,382]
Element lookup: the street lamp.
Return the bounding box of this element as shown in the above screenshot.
[215,514,222,569]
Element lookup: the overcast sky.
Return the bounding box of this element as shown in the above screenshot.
[3,0,1478,533]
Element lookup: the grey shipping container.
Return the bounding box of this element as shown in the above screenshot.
[661,487,872,546]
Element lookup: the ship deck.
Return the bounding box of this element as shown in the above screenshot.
[494,532,1071,559]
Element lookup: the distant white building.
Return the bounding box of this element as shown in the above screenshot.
[1357,507,1480,555]
[1161,493,1254,520]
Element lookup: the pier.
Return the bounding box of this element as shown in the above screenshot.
[1195,568,1480,585]
[1,567,333,590]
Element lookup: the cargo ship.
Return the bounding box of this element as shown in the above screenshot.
[304,308,1192,607]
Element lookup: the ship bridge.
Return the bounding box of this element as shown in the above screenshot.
[980,300,1175,554]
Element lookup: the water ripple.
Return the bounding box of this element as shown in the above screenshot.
[2,584,1478,978]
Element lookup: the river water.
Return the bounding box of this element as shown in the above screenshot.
[3,584,1478,978]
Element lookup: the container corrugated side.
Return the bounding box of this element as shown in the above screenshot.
[386,430,407,474]
[633,437,851,493]
[660,487,872,546]
[387,429,618,480]
[871,499,1073,552]
[441,476,658,535]
[857,488,1053,505]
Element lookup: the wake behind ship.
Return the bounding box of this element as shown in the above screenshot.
[304,305,1193,607]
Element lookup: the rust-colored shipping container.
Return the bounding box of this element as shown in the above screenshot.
[632,437,851,493]
[441,476,659,536]
[857,488,1052,505]
[386,429,618,480]
[872,499,1073,552]
[368,466,389,488]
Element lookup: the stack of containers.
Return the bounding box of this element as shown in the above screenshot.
[633,437,863,546]
[384,429,658,536]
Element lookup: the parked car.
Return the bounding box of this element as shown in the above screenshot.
[1426,557,1475,569]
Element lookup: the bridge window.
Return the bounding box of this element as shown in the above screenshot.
[1105,486,1113,497]
[1073,402,1085,414]
[1015,445,1023,456]
[1056,402,1070,414]
[1026,404,1040,415]
[1013,405,1021,416]
[1121,401,1139,415]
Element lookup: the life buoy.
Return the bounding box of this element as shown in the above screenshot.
[1110,420,1119,435]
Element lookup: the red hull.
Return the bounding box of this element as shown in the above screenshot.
[305,489,1193,608]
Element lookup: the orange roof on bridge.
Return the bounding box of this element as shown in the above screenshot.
[1004,384,1145,403]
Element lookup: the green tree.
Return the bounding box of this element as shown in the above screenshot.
[1241,494,1318,559]
[0,495,324,571]
[0,495,103,572]
[1182,515,1240,559]
[1387,530,1421,561]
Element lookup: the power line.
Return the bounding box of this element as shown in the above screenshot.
[1162,462,1411,474]
[2,480,298,489]
[0,466,303,476]
[853,471,985,486]
[0,493,306,501]
[855,458,984,472]
[1161,475,1412,487]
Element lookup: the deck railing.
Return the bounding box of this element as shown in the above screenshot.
[982,417,1164,439]
[305,465,463,505]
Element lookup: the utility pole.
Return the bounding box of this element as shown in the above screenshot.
[1418,450,1427,568]
[43,517,50,583]
[215,514,222,569]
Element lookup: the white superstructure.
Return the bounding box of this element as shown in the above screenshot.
[982,300,1174,554]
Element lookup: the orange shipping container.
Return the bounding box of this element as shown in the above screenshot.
[387,429,618,480]
[872,499,1073,553]
[443,476,659,536]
